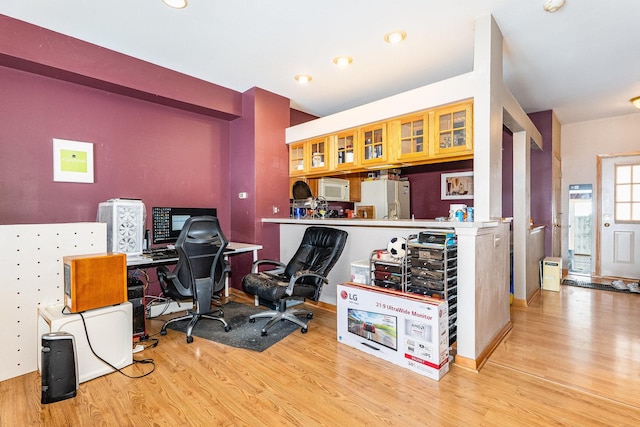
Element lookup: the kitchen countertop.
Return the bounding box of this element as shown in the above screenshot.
[262,217,500,228]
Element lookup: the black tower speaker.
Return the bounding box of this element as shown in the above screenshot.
[41,332,78,404]
[128,277,146,339]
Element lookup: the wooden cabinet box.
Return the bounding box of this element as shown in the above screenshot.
[359,122,388,167]
[431,101,473,158]
[63,253,127,313]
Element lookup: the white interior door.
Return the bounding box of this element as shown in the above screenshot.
[599,154,640,278]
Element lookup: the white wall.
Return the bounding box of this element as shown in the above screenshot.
[561,113,640,270]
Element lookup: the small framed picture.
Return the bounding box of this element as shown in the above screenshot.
[53,138,94,183]
[441,171,473,200]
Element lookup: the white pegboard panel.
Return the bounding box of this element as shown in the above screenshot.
[0,222,106,382]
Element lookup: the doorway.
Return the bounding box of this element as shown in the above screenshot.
[568,184,592,275]
[597,154,640,278]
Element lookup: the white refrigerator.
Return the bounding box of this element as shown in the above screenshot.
[356,180,411,219]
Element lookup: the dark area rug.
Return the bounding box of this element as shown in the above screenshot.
[562,279,637,294]
[165,301,299,351]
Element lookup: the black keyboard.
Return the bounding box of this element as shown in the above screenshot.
[149,249,178,260]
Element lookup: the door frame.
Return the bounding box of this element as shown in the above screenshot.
[595,151,640,277]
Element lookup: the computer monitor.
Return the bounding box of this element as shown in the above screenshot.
[151,207,217,245]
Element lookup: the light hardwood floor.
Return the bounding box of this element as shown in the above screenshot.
[2,285,639,426]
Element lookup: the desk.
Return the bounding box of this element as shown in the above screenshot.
[126,241,262,298]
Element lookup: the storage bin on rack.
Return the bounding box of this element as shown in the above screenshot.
[369,250,409,292]
[406,229,458,347]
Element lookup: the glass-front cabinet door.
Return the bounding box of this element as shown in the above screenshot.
[360,122,387,166]
[432,101,473,158]
[334,130,358,171]
[390,112,431,162]
[289,142,306,176]
[307,136,331,174]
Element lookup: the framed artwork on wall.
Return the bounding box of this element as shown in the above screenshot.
[441,171,473,200]
[53,138,94,183]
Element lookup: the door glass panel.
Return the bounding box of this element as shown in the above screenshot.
[568,184,592,275]
[614,163,640,222]
[400,119,424,155]
[453,111,466,128]
[453,129,466,147]
[401,123,411,139]
[291,146,304,171]
[310,140,325,168]
[439,114,451,131]
[337,135,355,165]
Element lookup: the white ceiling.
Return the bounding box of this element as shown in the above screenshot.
[1,0,639,125]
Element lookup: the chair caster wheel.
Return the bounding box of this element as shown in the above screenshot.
[224,326,231,332]
[249,318,256,323]
[261,330,268,337]
[160,329,167,336]
[301,327,308,334]
[186,336,193,344]
[306,313,313,319]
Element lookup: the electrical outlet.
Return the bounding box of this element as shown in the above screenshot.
[273,205,279,214]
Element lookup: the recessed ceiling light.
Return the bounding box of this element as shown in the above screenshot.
[163,0,188,9]
[333,56,353,66]
[384,30,407,44]
[543,0,565,13]
[295,74,312,84]
[630,96,640,110]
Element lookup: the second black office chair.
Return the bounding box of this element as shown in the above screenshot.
[158,216,231,343]
[242,226,348,336]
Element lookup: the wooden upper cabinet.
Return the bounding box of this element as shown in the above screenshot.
[389,112,431,162]
[289,142,306,176]
[307,136,331,175]
[359,122,387,167]
[431,101,473,158]
[334,130,359,172]
[288,101,474,178]
[289,136,331,177]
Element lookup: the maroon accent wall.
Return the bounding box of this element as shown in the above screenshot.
[228,88,290,289]
[529,110,554,256]
[0,15,242,120]
[0,15,299,295]
[0,65,230,231]
[502,127,514,218]
[290,108,318,126]
[502,114,553,256]
[402,160,474,218]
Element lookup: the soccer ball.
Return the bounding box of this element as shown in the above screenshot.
[387,237,407,259]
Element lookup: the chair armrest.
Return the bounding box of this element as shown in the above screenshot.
[157,265,177,295]
[286,271,329,296]
[157,265,177,280]
[251,259,286,274]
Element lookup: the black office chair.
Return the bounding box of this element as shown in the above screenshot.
[158,216,231,343]
[242,226,348,336]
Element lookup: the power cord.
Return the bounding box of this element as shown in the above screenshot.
[61,306,155,378]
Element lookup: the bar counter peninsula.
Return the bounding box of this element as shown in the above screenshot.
[262,217,511,371]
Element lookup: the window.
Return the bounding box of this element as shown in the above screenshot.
[614,163,640,222]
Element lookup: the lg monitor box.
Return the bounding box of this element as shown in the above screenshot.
[63,253,127,313]
[337,282,449,381]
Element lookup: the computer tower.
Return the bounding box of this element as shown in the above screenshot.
[41,332,78,404]
[97,198,146,256]
[127,277,146,339]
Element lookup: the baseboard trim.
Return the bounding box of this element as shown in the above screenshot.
[454,320,513,372]
[512,287,542,308]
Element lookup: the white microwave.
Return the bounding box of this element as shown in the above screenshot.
[317,178,350,201]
